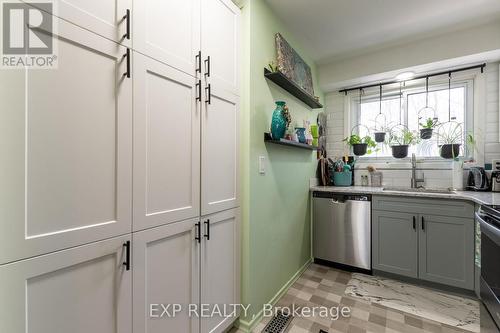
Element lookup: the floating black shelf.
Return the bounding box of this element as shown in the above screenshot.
[264,68,323,109]
[264,133,317,150]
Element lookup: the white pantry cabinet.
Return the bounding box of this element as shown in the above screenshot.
[21,0,132,47]
[133,218,200,333]
[0,16,132,264]
[133,0,201,75]
[201,209,240,333]
[133,52,201,231]
[201,85,240,215]
[201,0,240,96]
[0,235,132,333]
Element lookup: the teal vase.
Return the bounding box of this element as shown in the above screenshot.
[271,101,287,140]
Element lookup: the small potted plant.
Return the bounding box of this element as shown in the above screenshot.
[436,122,463,159]
[388,129,418,159]
[343,134,377,156]
[419,117,438,140]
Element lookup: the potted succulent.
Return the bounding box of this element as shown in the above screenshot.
[388,129,418,159]
[419,117,438,140]
[436,122,463,159]
[343,134,377,156]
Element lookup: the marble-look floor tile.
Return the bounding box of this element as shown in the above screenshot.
[345,273,479,332]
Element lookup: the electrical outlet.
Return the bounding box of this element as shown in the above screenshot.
[492,159,500,171]
[259,156,266,174]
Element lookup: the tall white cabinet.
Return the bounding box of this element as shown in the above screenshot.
[0,0,240,332]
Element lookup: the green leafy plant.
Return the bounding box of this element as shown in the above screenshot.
[343,135,375,147]
[389,129,419,146]
[268,61,278,72]
[343,135,378,154]
[419,117,438,129]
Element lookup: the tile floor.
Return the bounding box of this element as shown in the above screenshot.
[231,263,475,333]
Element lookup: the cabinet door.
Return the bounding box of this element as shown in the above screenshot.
[134,0,200,75]
[0,16,132,264]
[201,86,240,215]
[372,210,418,278]
[419,214,474,289]
[133,52,200,231]
[21,0,132,47]
[201,209,240,333]
[133,218,200,333]
[0,235,131,333]
[201,0,240,95]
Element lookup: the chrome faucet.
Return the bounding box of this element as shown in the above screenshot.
[411,153,425,188]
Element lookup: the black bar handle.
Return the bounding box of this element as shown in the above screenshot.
[421,216,425,231]
[204,56,210,77]
[123,241,130,271]
[196,80,201,101]
[195,222,201,243]
[123,48,130,78]
[204,219,210,240]
[205,84,211,104]
[123,9,130,40]
[196,51,201,73]
[412,216,416,230]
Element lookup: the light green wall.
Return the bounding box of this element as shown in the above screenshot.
[240,0,324,329]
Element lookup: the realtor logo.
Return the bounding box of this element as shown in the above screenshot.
[1,1,57,68]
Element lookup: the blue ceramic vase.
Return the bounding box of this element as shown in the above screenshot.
[295,127,306,143]
[271,101,287,140]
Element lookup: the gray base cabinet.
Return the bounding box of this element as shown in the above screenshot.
[372,196,475,290]
[373,211,418,278]
[419,214,474,290]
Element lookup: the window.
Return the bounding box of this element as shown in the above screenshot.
[352,80,473,158]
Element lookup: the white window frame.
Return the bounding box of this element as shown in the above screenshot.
[349,78,474,162]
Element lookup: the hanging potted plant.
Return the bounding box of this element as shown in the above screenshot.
[343,134,377,156]
[373,86,387,143]
[419,117,438,139]
[388,128,418,159]
[436,122,463,159]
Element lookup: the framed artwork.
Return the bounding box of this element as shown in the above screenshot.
[275,33,315,96]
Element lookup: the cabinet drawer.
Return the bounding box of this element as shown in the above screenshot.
[372,195,474,218]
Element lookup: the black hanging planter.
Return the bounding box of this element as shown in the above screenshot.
[391,145,409,159]
[420,128,433,140]
[374,132,386,143]
[352,143,368,156]
[440,144,461,159]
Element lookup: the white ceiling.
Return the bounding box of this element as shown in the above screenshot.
[265,0,500,64]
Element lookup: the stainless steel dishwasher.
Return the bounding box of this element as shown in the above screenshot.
[313,191,371,272]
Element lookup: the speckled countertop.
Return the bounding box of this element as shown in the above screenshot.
[310,186,500,206]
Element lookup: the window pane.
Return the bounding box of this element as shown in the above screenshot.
[359,98,403,157]
[407,87,465,157]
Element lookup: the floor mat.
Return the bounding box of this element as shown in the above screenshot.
[345,273,480,332]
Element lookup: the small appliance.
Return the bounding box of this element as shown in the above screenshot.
[492,171,500,192]
[467,167,490,191]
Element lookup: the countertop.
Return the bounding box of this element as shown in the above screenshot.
[310,186,500,206]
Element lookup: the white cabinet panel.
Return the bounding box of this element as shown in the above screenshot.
[0,235,132,333]
[133,218,200,333]
[0,17,132,264]
[202,0,240,95]
[133,53,200,231]
[134,0,200,75]
[22,0,132,46]
[201,87,239,215]
[201,209,240,333]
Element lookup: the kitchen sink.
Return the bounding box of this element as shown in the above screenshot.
[382,187,456,194]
